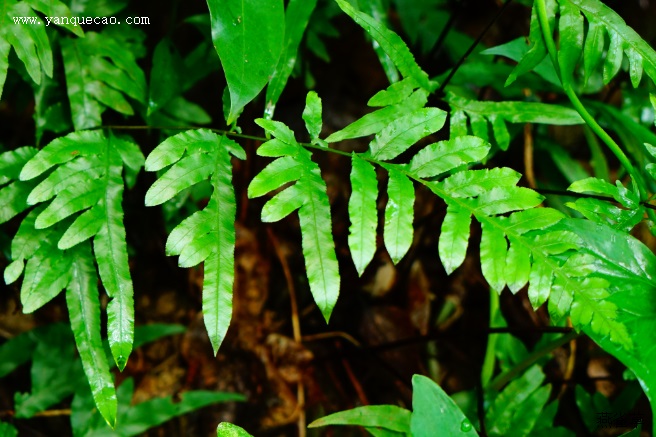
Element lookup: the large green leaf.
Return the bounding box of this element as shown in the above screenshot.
[0,147,39,224]
[145,130,244,355]
[370,108,446,160]
[207,0,284,124]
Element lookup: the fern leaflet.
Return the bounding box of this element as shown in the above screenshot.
[145,129,245,355]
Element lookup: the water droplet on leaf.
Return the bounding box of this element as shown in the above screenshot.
[460,419,473,432]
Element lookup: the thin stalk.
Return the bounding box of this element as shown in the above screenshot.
[534,0,650,208]
[489,331,580,391]
[481,289,500,387]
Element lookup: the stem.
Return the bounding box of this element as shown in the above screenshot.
[489,331,580,391]
[481,290,500,387]
[534,0,650,207]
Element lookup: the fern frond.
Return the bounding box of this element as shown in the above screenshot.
[145,129,244,355]
[446,92,583,150]
[3,209,117,426]
[0,0,83,98]
[19,130,143,370]
[249,117,340,323]
[508,0,656,88]
[566,177,644,232]
[61,31,147,130]
[0,147,39,224]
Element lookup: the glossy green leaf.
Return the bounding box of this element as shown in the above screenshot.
[265,0,317,119]
[447,93,583,125]
[247,156,303,199]
[66,243,117,427]
[384,169,414,264]
[439,203,471,275]
[326,89,428,142]
[334,0,436,92]
[368,77,417,107]
[146,131,243,355]
[217,422,254,437]
[359,0,399,84]
[349,154,378,276]
[370,108,446,160]
[408,136,490,178]
[583,17,605,85]
[207,0,284,124]
[308,405,411,433]
[505,0,557,86]
[570,0,656,85]
[558,2,584,82]
[480,221,507,293]
[411,375,479,436]
[302,91,323,142]
[505,238,531,293]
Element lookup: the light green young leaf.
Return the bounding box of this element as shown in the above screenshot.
[217,422,254,437]
[384,169,414,264]
[370,108,446,160]
[247,156,303,199]
[408,136,490,178]
[349,154,378,276]
[504,238,531,293]
[439,203,471,275]
[480,222,507,293]
[308,405,411,433]
[146,131,243,355]
[334,0,436,92]
[207,0,284,124]
[265,0,318,120]
[326,89,428,142]
[302,91,323,142]
[411,375,479,437]
[368,77,417,107]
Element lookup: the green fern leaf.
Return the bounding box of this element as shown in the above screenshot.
[558,1,584,83]
[0,0,82,97]
[61,31,147,130]
[446,93,583,150]
[302,91,323,143]
[326,88,428,142]
[66,242,117,428]
[250,119,340,322]
[265,0,318,120]
[368,77,417,107]
[207,0,284,124]
[439,203,471,275]
[0,147,39,224]
[145,130,244,355]
[20,130,143,370]
[566,177,643,232]
[480,221,508,293]
[384,167,414,264]
[349,154,378,276]
[370,108,446,160]
[334,0,437,92]
[408,136,490,178]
